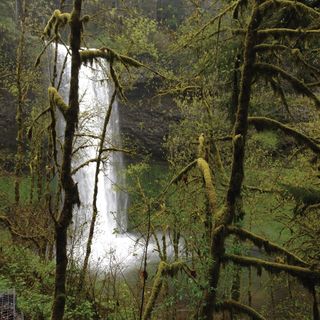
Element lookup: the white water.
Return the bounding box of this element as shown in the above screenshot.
[55,45,148,270]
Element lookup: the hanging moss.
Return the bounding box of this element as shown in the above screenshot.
[197,133,206,159]
[197,158,217,215]
[224,254,320,284]
[110,63,125,99]
[80,47,144,68]
[226,226,308,267]
[48,87,68,115]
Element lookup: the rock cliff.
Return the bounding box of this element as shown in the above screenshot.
[119,81,180,160]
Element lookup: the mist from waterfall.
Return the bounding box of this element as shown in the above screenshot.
[54,44,145,269]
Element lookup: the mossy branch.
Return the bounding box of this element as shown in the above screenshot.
[254,44,288,52]
[248,117,320,154]
[80,48,153,100]
[80,47,162,75]
[226,226,308,267]
[43,10,58,38]
[142,261,184,320]
[71,148,133,175]
[255,45,320,79]
[43,10,71,38]
[258,0,320,18]
[27,106,52,140]
[258,28,320,37]
[224,254,320,283]
[186,1,240,44]
[101,147,133,154]
[197,133,206,159]
[160,160,198,197]
[80,49,110,65]
[35,38,55,67]
[291,48,320,76]
[48,86,69,116]
[80,47,140,66]
[71,156,109,175]
[215,300,266,320]
[254,63,320,109]
[197,158,217,215]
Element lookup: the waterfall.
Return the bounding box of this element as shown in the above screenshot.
[55,44,143,269]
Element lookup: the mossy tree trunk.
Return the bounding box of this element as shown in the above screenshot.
[199,3,261,318]
[51,1,82,319]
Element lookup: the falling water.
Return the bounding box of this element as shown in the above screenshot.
[54,44,145,269]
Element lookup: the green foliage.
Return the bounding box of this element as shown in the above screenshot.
[114,15,158,60]
[1,0,320,319]
[64,297,94,320]
[0,0,15,33]
[0,242,54,318]
[251,131,279,150]
[0,174,31,204]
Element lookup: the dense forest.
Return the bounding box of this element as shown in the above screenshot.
[1,0,320,319]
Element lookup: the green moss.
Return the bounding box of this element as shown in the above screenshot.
[142,260,184,320]
[43,10,71,38]
[48,87,68,115]
[197,158,217,215]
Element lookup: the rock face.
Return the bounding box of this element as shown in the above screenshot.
[119,81,180,161]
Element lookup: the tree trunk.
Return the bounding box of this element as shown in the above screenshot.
[51,1,82,319]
